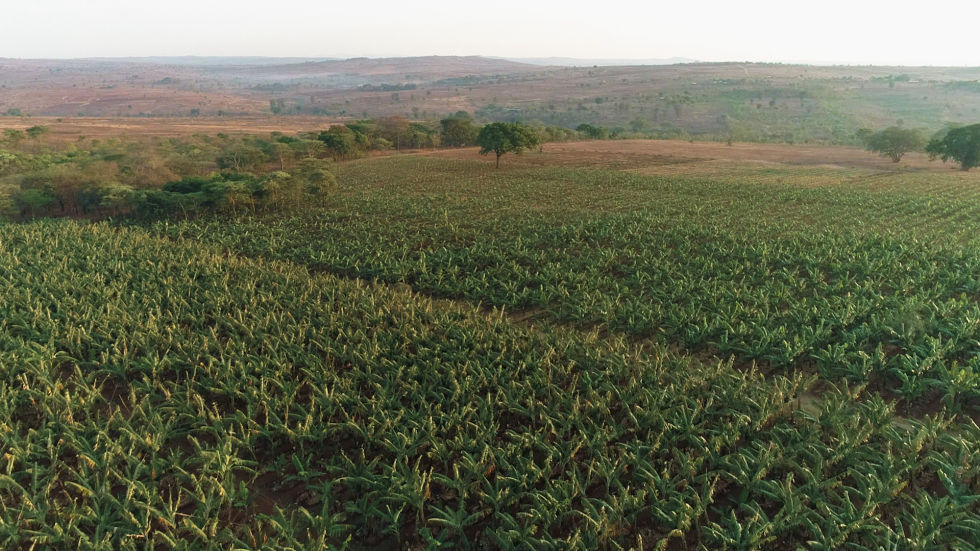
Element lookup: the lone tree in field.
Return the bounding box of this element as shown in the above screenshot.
[926,124,980,171]
[863,126,924,162]
[477,122,540,168]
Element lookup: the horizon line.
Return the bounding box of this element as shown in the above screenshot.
[1,54,979,69]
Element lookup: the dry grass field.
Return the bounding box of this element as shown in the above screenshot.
[428,138,953,171]
[0,115,337,142]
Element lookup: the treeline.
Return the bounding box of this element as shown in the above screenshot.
[312,112,584,159]
[131,166,334,219]
[0,114,636,220]
[0,129,337,220]
[857,123,980,170]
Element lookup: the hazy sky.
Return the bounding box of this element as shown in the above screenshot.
[2,0,979,65]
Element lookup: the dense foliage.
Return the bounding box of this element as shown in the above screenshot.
[0,132,336,220]
[927,123,980,170]
[439,114,480,148]
[1,218,977,550]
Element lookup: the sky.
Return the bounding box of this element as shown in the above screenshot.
[2,0,980,66]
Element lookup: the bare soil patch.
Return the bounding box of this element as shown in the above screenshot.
[428,139,958,172]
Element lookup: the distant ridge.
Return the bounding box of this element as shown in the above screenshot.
[500,56,697,67]
[238,55,542,78]
[80,56,335,66]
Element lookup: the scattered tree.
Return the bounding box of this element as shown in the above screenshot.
[476,122,540,168]
[317,126,360,159]
[854,128,874,145]
[13,188,55,217]
[25,126,49,140]
[440,116,479,147]
[0,151,19,173]
[3,129,25,145]
[926,123,980,171]
[862,126,924,162]
[576,123,608,140]
[404,122,439,149]
[295,158,337,194]
[216,143,266,172]
[376,116,412,150]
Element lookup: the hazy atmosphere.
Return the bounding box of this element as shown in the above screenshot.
[3,1,980,550]
[3,0,980,65]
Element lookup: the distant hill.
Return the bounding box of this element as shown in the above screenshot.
[237,56,544,78]
[502,56,697,67]
[81,56,335,66]
[5,56,980,145]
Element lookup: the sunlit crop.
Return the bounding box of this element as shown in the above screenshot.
[2,155,978,548]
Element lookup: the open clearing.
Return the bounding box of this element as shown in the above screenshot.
[429,138,951,171]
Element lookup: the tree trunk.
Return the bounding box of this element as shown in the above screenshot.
[496,152,501,168]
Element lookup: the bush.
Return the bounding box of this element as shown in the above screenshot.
[440,117,480,147]
[576,123,608,140]
[132,168,334,219]
[13,188,56,217]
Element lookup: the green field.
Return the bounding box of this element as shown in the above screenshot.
[2,153,979,549]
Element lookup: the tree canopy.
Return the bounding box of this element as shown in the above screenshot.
[440,116,479,147]
[576,123,608,140]
[25,126,49,140]
[926,124,980,171]
[317,126,360,160]
[862,126,924,162]
[476,122,540,168]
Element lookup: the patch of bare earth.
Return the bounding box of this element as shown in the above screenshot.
[426,139,977,174]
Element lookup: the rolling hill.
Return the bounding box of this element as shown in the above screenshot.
[4,56,980,144]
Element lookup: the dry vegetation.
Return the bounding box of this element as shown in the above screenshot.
[427,139,951,171]
[6,57,980,145]
[0,116,337,143]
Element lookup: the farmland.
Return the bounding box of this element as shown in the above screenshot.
[1,139,978,549]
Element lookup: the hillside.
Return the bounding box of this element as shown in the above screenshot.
[235,55,543,78]
[4,57,980,143]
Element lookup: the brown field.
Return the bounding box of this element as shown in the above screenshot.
[427,138,961,172]
[0,115,337,142]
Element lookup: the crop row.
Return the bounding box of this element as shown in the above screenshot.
[2,220,977,549]
[153,158,980,411]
